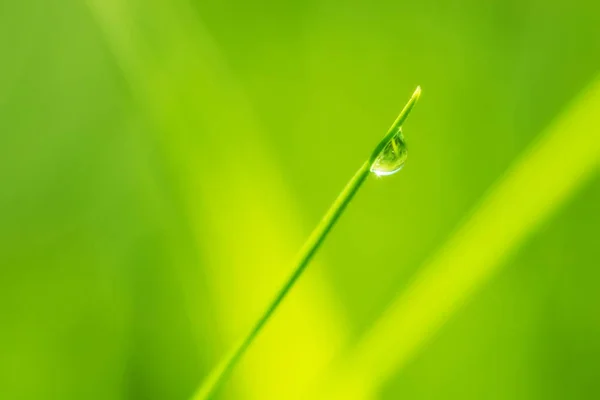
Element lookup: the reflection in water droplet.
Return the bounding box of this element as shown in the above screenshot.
[370,128,408,176]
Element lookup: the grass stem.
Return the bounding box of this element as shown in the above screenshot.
[193,86,421,400]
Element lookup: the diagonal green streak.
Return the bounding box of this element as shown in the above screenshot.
[321,76,600,400]
[193,86,421,400]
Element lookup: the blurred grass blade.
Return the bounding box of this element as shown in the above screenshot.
[86,1,351,398]
[321,76,600,399]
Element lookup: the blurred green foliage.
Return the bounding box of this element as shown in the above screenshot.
[1,0,598,399]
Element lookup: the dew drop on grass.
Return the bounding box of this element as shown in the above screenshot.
[370,128,408,176]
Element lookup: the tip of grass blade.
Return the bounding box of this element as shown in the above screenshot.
[389,85,422,132]
[369,86,422,164]
[413,85,422,100]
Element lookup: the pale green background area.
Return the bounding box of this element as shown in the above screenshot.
[0,0,599,399]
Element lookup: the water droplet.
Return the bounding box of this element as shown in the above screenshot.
[371,128,408,176]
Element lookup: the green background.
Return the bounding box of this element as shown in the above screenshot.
[1,0,599,399]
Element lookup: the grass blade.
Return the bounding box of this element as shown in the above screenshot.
[319,76,600,399]
[87,1,353,397]
[193,86,422,400]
